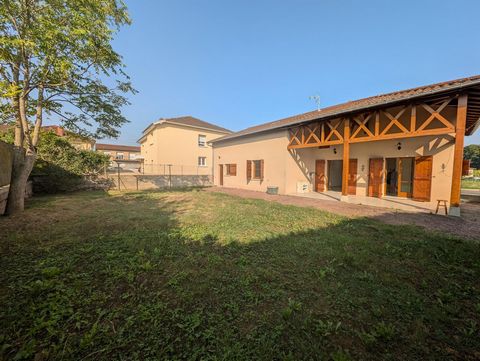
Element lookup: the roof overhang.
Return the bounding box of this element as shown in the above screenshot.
[211,79,480,144]
[137,120,231,143]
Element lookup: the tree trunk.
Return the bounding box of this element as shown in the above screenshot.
[5,146,36,215]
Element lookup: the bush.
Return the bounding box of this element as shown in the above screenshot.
[31,132,109,193]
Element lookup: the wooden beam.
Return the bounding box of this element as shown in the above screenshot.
[410,105,416,132]
[342,118,350,196]
[450,94,468,209]
[349,126,454,144]
[287,139,343,149]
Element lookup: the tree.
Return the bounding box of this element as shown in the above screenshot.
[0,0,135,214]
[464,144,480,169]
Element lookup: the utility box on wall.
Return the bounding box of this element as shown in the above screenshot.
[296,181,310,193]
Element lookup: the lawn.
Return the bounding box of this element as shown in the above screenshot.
[1,189,479,360]
[462,178,480,189]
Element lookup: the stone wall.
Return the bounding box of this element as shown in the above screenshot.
[109,174,213,190]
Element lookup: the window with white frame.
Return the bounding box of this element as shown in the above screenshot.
[198,156,207,166]
[198,134,206,147]
[116,152,124,160]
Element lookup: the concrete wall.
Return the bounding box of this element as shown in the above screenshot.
[140,123,228,175]
[213,127,457,208]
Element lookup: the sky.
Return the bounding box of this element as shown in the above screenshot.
[95,0,480,145]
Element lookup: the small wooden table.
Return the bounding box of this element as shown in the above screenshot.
[435,200,448,215]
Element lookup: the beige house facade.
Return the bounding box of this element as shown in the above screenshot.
[211,76,480,215]
[138,116,231,175]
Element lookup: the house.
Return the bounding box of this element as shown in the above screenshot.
[41,125,95,150]
[96,143,142,172]
[210,75,480,216]
[0,124,95,150]
[95,143,142,161]
[138,116,231,175]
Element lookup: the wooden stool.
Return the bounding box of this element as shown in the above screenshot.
[435,200,448,215]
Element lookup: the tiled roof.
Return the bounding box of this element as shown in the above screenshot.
[96,143,140,152]
[212,75,480,143]
[164,116,231,133]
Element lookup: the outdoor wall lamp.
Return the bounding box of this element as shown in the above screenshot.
[397,142,402,150]
[361,164,365,172]
[333,147,337,154]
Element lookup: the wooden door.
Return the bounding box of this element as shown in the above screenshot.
[219,164,224,186]
[368,158,384,198]
[348,159,357,195]
[413,156,433,201]
[315,160,326,192]
[398,157,414,198]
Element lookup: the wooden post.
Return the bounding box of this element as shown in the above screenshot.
[449,94,468,215]
[341,118,350,198]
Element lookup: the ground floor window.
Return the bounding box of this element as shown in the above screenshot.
[246,160,264,181]
[226,164,237,176]
[198,156,207,166]
[252,160,263,179]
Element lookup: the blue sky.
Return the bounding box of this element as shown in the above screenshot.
[108,0,480,145]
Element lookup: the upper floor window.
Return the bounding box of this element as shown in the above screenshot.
[198,134,206,147]
[198,156,207,166]
[116,152,124,160]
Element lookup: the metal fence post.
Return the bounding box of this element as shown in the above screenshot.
[168,164,172,188]
[117,163,121,191]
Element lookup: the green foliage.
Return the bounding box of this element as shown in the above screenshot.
[31,131,109,192]
[1,190,479,360]
[464,144,480,169]
[0,0,135,138]
[35,131,108,176]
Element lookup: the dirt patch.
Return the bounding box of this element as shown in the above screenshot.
[206,187,480,241]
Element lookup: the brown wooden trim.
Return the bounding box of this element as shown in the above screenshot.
[287,95,457,149]
[450,94,468,207]
[341,118,350,196]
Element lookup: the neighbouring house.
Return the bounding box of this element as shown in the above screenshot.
[41,125,95,150]
[210,75,480,216]
[96,143,142,161]
[95,143,142,171]
[138,116,231,175]
[0,124,96,151]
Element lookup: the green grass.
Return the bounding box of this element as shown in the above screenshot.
[462,178,480,189]
[1,189,479,360]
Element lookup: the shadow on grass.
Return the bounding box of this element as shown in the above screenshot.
[1,189,479,361]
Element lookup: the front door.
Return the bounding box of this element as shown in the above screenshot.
[348,159,358,195]
[412,156,433,201]
[219,164,224,186]
[368,158,384,198]
[315,160,326,192]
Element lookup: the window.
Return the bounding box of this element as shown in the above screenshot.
[226,164,237,176]
[247,160,264,180]
[116,152,124,160]
[198,156,207,166]
[198,135,206,147]
[253,160,262,179]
